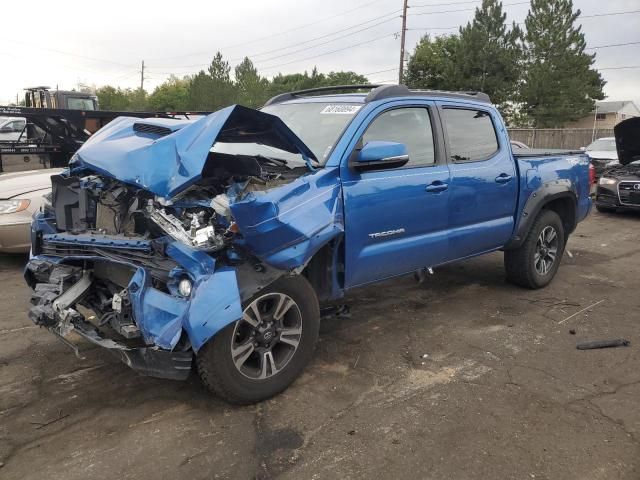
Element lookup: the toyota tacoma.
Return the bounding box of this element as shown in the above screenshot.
[25,85,592,404]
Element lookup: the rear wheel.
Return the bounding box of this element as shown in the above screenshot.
[504,210,565,289]
[197,276,320,405]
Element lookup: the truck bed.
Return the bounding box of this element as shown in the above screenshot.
[513,148,584,158]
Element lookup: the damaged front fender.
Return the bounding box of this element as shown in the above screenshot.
[230,167,344,270]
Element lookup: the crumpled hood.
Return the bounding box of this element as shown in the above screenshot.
[72,104,316,198]
[615,117,640,166]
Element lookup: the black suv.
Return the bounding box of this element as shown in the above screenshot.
[595,117,640,213]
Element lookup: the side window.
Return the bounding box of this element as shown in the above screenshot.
[443,108,499,162]
[362,107,435,167]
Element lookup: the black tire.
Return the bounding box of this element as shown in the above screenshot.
[596,204,616,214]
[504,209,565,289]
[196,276,320,405]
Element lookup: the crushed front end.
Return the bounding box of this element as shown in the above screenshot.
[26,170,253,379]
[24,105,343,381]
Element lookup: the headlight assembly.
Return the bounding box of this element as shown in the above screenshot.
[0,199,30,215]
[598,177,617,186]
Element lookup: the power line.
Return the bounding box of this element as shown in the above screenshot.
[364,67,399,75]
[150,11,401,70]
[587,41,640,50]
[0,38,136,68]
[258,32,398,72]
[246,16,399,66]
[146,0,390,62]
[411,0,486,7]
[407,8,640,31]
[598,65,640,70]
[408,1,529,16]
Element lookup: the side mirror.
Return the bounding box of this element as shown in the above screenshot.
[353,141,409,170]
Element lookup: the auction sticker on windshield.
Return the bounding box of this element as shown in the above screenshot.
[320,105,361,114]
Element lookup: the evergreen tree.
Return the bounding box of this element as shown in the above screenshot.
[234,57,269,108]
[405,34,461,91]
[521,0,605,127]
[188,70,216,110]
[455,0,523,114]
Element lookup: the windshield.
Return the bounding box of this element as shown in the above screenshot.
[67,97,96,110]
[261,102,361,164]
[586,138,616,151]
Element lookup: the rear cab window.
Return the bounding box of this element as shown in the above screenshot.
[442,107,499,162]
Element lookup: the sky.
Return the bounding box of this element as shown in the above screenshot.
[0,0,638,105]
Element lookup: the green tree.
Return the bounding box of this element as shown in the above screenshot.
[324,71,369,85]
[267,67,328,97]
[188,71,216,110]
[234,57,269,107]
[405,34,461,91]
[148,76,191,111]
[128,88,148,111]
[455,0,523,114]
[188,52,238,110]
[520,0,605,127]
[95,86,134,111]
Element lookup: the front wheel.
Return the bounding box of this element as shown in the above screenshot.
[504,210,566,289]
[196,276,320,405]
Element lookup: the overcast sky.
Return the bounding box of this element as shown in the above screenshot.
[1,0,638,105]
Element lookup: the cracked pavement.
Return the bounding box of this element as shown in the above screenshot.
[1,209,639,479]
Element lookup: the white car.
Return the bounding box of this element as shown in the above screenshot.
[0,168,62,253]
[584,137,619,176]
[0,117,27,141]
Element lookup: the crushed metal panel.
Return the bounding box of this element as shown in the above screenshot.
[184,267,243,352]
[73,105,316,198]
[230,168,345,270]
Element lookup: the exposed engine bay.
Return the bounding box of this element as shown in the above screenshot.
[48,153,304,252]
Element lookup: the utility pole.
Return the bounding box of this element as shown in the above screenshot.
[140,60,145,91]
[398,0,409,84]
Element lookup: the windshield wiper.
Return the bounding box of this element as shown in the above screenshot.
[255,154,290,168]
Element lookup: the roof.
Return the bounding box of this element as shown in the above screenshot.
[595,100,639,114]
[263,84,491,107]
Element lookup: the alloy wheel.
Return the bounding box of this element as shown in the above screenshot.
[230,292,303,380]
[534,226,559,275]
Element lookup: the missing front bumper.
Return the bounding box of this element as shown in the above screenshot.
[27,261,193,381]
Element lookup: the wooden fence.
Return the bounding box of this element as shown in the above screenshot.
[507,128,614,149]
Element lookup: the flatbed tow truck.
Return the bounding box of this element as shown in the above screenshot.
[0,87,205,173]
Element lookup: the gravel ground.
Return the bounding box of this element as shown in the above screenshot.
[1,209,639,480]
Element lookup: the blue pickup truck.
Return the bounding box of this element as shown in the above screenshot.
[25,85,592,404]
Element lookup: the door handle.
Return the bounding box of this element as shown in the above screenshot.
[495,174,513,183]
[425,181,448,193]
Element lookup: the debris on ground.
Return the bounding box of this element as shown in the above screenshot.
[577,339,630,350]
[320,305,351,320]
[558,299,605,324]
[29,409,69,430]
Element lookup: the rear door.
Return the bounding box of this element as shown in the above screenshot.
[439,103,518,259]
[341,101,451,288]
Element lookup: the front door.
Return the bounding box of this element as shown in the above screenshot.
[341,102,451,288]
